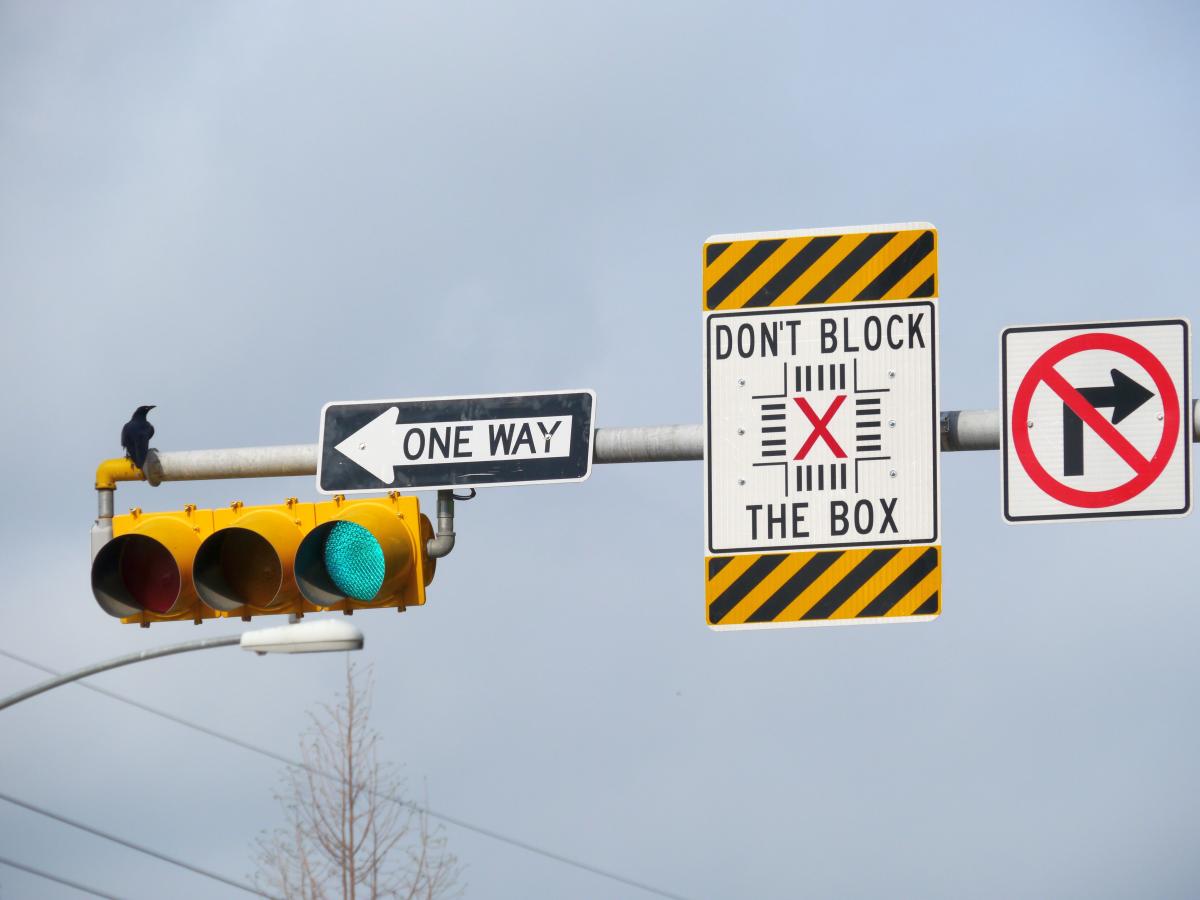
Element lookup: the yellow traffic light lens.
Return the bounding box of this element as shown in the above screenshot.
[324,522,385,601]
[194,528,283,611]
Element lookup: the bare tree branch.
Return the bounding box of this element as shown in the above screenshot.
[253,662,464,900]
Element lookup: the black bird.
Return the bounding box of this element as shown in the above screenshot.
[121,405,156,470]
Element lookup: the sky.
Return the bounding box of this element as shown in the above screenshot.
[1,1,1198,897]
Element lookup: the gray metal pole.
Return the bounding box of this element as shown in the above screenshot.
[135,400,1199,482]
[594,424,703,462]
[0,636,240,712]
[142,444,315,485]
[939,409,1000,451]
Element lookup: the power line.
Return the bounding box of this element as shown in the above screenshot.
[0,791,273,899]
[0,853,124,900]
[0,646,692,900]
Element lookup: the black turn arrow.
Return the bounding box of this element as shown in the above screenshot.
[1062,368,1155,476]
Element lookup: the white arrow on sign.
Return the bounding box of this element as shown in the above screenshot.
[335,408,574,483]
[335,407,406,482]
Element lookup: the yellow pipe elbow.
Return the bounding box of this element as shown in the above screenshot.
[95,457,145,490]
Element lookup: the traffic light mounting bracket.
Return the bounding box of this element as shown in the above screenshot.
[93,455,467,567]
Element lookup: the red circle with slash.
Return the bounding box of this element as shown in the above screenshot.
[1011,332,1179,508]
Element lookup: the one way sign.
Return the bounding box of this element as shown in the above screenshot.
[1002,319,1191,523]
[317,390,596,494]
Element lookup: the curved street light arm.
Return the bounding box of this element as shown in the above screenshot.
[0,636,239,712]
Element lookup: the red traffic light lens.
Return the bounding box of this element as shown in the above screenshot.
[92,534,181,616]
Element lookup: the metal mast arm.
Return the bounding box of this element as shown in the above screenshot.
[108,401,1193,483]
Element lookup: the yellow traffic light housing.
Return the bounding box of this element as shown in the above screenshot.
[91,494,434,625]
[194,500,313,613]
[297,495,434,611]
[92,505,213,621]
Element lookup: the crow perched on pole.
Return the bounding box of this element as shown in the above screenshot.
[121,405,156,470]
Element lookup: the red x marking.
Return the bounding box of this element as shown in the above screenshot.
[793,395,847,459]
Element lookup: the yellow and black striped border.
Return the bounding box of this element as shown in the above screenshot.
[703,224,937,310]
[705,546,941,628]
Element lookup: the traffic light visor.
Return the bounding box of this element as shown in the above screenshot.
[92,514,202,617]
[194,528,282,610]
[193,508,304,612]
[296,503,416,607]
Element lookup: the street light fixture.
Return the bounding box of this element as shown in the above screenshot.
[240,619,363,655]
[0,619,364,712]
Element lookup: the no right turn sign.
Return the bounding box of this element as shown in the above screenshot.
[1001,318,1191,523]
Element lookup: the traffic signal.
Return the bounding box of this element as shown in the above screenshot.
[92,504,212,620]
[91,494,434,625]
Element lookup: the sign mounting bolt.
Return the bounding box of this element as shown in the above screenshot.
[737,378,746,387]
[737,427,745,436]
[737,478,745,486]
[1028,420,1035,429]
[889,469,897,478]
[888,420,896,428]
[887,370,895,379]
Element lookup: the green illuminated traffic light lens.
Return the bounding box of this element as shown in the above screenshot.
[324,521,385,601]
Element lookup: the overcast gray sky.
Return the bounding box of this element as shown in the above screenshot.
[1,2,1198,897]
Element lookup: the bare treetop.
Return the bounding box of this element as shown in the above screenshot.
[255,663,463,900]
